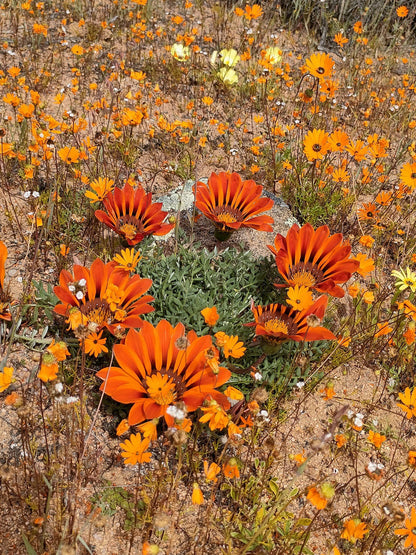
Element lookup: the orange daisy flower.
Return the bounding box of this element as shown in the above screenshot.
[246,296,336,345]
[54,258,154,335]
[397,387,416,419]
[194,172,274,240]
[119,432,151,465]
[192,482,204,504]
[400,161,416,190]
[396,6,409,18]
[286,285,314,311]
[84,330,108,357]
[328,129,349,152]
[367,430,386,449]
[96,320,231,426]
[357,202,379,221]
[38,354,59,382]
[95,182,174,245]
[395,507,416,549]
[306,483,334,509]
[223,457,240,478]
[0,366,14,393]
[303,129,331,161]
[0,241,11,321]
[341,519,369,543]
[353,253,375,277]
[201,306,220,327]
[305,52,335,80]
[268,223,359,297]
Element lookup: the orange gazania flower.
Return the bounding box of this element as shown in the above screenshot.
[303,129,330,161]
[96,320,231,426]
[0,241,11,321]
[404,325,415,345]
[53,258,154,335]
[400,161,416,190]
[95,183,174,246]
[395,507,416,549]
[194,172,274,239]
[268,223,359,297]
[246,296,336,345]
[305,52,335,80]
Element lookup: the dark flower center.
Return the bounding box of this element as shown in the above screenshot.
[312,144,322,152]
[317,67,325,74]
[117,215,146,240]
[213,206,243,230]
[81,298,112,325]
[288,262,324,287]
[258,311,298,344]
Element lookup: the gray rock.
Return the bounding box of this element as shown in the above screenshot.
[156,179,298,259]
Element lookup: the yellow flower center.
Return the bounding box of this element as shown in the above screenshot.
[119,223,137,240]
[81,299,112,326]
[146,373,176,405]
[264,318,288,335]
[217,212,237,224]
[291,270,316,287]
[213,206,243,229]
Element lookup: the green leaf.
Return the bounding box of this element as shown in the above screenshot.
[22,534,37,555]
[269,478,280,497]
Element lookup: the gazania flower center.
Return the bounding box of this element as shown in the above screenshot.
[118,215,145,240]
[146,372,176,405]
[317,67,325,74]
[264,318,289,334]
[81,298,112,325]
[411,173,416,179]
[214,206,242,226]
[312,143,322,152]
[291,270,316,287]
